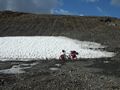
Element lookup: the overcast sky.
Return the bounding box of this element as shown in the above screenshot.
[0,0,120,18]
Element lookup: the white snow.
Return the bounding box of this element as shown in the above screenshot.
[49,67,60,71]
[0,36,115,61]
[55,64,61,67]
[0,62,37,74]
[0,65,25,74]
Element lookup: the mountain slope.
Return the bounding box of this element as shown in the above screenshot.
[0,11,120,47]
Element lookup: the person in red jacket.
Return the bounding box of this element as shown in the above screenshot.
[69,50,78,60]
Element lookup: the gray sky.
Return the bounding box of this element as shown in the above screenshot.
[0,0,60,14]
[0,0,120,18]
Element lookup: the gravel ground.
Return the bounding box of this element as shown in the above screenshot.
[0,58,120,90]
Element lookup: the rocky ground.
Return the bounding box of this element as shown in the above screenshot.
[0,11,120,90]
[0,57,120,90]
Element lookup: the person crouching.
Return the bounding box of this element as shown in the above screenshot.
[59,50,67,61]
[69,50,79,60]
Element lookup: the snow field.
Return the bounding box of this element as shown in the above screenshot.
[0,36,115,61]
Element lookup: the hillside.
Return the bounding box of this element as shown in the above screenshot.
[1,11,120,90]
[0,11,120,47]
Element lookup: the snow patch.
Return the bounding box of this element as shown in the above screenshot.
[0,36,115,61]
[0,62,37,74]
[55,64,61,67]
[49,67,60,71]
